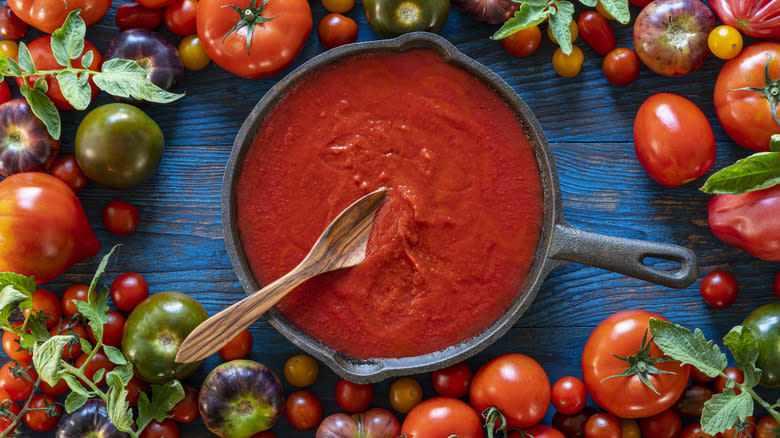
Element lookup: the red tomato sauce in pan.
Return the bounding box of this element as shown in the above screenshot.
[235,49,543,358]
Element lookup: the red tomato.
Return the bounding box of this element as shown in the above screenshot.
[714,42,780,152]
[501,26,542,57]
[50,319,87,359]
[577,11,615,55]
[0,361,36,400]
[585,413,622,438]
[0,388,20,435]
[714,367,745,394]
[552,405,597,438]
[218,328,253,360]
[552,376,587,415]
[512,425,567,438]
[61,283,89,317]
[22,288,61,329]
[582,309,691,419]
[285,390,323,431]
[723,417,756,438]
[74,349,115,387]
[633,93,715,187]
[757,416,779,438]
[679,423,718,438]
[432,361,472,398]
[125,374,150,407]
[640,410,682,438]
[0,80,10,105]
[690,366,716,383]
[16,36,103,111]
[164,0,197,36]
[2,324,31,362]
[197,0,313,79]
[23,393,62,432]
[7,0,110,33]
[88,310,125,348]
[138,0,178,8]
[334,379,374,413]
[401,397,483,438]
[116,2,164,30]
[110,273,150,312]
[39,376,69,397]
[470,353,551,429]
[700,271,738,309]
[317,13,358,50]
[708,0,780,39]
[141,419,180,438]
[103,200,140,236]
[49,155,88,193]
[0,7,28,40]
[169,384,199,423]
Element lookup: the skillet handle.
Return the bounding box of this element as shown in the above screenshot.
[549,223,698,289]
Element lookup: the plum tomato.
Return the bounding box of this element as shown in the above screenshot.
[283,354,319,387]
[317,13,358,50]
[0,361,36,401]
[2,327,30,362]
[62,283,89,317]
[552,46,584,78]
[639,410,682,438]
[285,390,323,431]
[178,34,210,71]
[7,0,110,33]
[110,272,150,312]
[602,47,640,86]
[578,11,616,55]
[334,379,374,413]
[432,361,472,398]
[501,26,542,57]
[0,7,27,40]
[363,0,449,38]
[672,383,712,418]
[714,366,745,394]
[700,270,738,309]
[164,0,197,36]
[552,405,597,438]
[552,376,587,415]
[140,418,180,438]
[0,99,60,177]
[400,397,483,438]
[49,155,88,193]
[742,302,780,387]
[22,288,61,329]
[389,377,423,414]
[633,93,715,187]
[50,319,87,360]
[322,0,355,13]
[103,200,140,236]
[75,349,115,387]
[0,40,18,59]
[88,310,126,348]
[169,384,199,423]
[708,25,743,60]
[584,413,622,438]
[512,425,567,438]
[116,2,164,30]
[23,393,62,432]
[219,328,253,361]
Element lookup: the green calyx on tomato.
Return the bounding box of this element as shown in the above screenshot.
[729,57,780,126]
[223,0,279,54]
[601,330,677,396]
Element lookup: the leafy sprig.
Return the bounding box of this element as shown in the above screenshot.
[0,10,184,140]
[701,134,780,194]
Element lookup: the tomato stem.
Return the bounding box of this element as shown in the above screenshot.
[601,329,676,396]
[728,56,780,126]
[221,0,280,55]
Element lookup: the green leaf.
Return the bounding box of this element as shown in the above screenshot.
[0,285,29,325]
[136,380,184,432]
[19,85,61,140]
[599,0,630,23]
[26,311,52,341]
[649,319,728,378]
[700,152,780,194]
[94,58,184,104]
[723,326,762,387]
[81,50,94,69]
[79,337,93,356]
[92,368,106,385]
[17,42,36,73]
[19,333,36,350]
[107,368,133,432]
[50,10,86,68]
[5,57,21,76]
[770,134,780,152]
[701,391,754,435]
[62,374,90,397]
[32,335,74,385]
[0,55,8,74]
[579,0,597,7]
[56,71,91,110]
[0,273,36,298]
[89,246,119,298]
[74,300,103,342]
[549,2,575,55]
[106,362,134,387]
[492,3,553,39]
[103,345,128,365]
[33,76,48,93]
[64,392,88,414]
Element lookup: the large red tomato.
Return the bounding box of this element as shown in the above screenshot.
[401,397,483,438]
[633,93,715,187]
[470,353,551,429]
[708,0,780,39]
[7,0,110,33]
[582,309,691,419]
[714,42,780,152]
[197,0,312,79]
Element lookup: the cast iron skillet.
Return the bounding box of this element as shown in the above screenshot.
[222,32,698,383]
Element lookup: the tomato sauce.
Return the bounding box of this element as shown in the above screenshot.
[235,49,543,358]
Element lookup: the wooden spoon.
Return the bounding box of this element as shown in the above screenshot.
[175,187,389,364]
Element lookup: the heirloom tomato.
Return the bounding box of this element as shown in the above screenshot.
[197,0,312,79]
[0,99,59,176]
[581,309,690,419]
[742,302,780,387]
[708,0,780,40]
[713,42,780,152]
[363,0,450,38]
[400,397,483,438]
[7,0,110,33]
[708,184,780,260]
[316,408,400,438]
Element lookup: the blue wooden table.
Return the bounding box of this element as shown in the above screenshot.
[5,0,780,436]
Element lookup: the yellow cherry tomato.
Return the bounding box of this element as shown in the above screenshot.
[178,34,210,71]
[0,40,19,59]
[322,0,355,13]
[547,20,578,44]
[708,25,743,60]
[552,46,584,78]
[389,377,423,414]
[283,354,319,387]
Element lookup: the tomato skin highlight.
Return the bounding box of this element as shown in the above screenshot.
[401,397,483,438]
[578,11,615,55]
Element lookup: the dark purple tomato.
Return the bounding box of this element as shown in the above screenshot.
[116,2,164,30]
[672,383,713,418]
[553,405,597,438]
[0,99,60,177]
[0,7,27,40]
[55,400,129,438]
[49,156,88,193]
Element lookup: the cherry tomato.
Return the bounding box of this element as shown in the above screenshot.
[401,397,483,438]
[2,325,30,362]
[169,384,199,423]
[578,11,615,55]
[708,25,743,60]
[552,376,587,415]
[0,7,27,40]
[116,2,164,30]
[285,390,323,431]
[125,374,149,407]
[62,283,89,317]
[714,367,745,394]
[334,379,374,413]
[723,416,756,438]
[680,423,718,438]
[283,354,319,387]
[49,155,88,193]
[178,34,210,71]
[0,40,18,59]
[22,288,61,329]
[322,0,355,13]
[547,20,579,44]
[164,0,197,36]
[633,93,715,187]
[690,366,716,383]
[0,361,36,400]
[50,319,87,360]
[432,361,472,398]
[23,393,62,432]
[0,80,9,105]
[621,419,641,438]
[552,405,597,438]
[110,273,150,312]
[640,410,682,438]
[389,377,423,414]
[0,388,20,435]
[75,349,115,387]
[700,270,739,309]
[552,46,584,78]
[219,328,253,360]
[672,383,713,418]
[774,272,780,300]
[39,376,69,397]
[87,310,126,348]
[317,13,358,50]
[137,0,178,8]
[141,419,180,438]
[757,416,779,438]
[585,413,622,438]
[501,26,542,57]
[103,200,140,236]
[512,425,567,438]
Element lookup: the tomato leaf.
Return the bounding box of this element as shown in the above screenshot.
[579,0,598,7]
[33,335,75,386]
[56,71,91,110]
[648,318,728,378]
[17,42,36,74]
[50,10,86,68]
[722,326,762,388]
[93,58,184,104]
[549,2,575,55]
[599,0,630,23]
[5,57,22,76]
[64,392,88,414]
[79,337,93,356]
[136,380,184,432]
[62,374,91,398]
[103,345,128,365]
[0,274,33,327]
[492,3,552,39]
[700,152,780,194]
[107,367,133,433]
[771,134,780,152]
[80,50,94,70]
[701,391,753,435]
[19,84,61,140]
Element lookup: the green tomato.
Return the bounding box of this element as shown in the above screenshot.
[742,302,780,388]
[75,103,164,190]
[363,0,450,38]
[122,291,208,384]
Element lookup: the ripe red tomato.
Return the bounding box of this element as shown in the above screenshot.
[501,26,542,57]
[640,410,682,438]
[0,7,28,40]
[708,0,779,39]
[584,413,622,438]
[2,325,31,362]
[169,385,199,423]
[680,423,718,438]
[0,388,20,434]
[633,93,715,187]
[75,349,115,387]
[49,155,88,193]
[110,273,150,312]
[0,80,10,105]
[16,36,103,111]
[723,417,756,438]
[552,376,587,415]
[137,0,178,8]
[62,283,89,317]
[103,200,140,236]
[511,424,567,438]
[582,309,691,419]
[690,366,716,383]
[578,11,615,55]
[23,288,61,329]
[432,361,472,398]
[317,13,358,50]
[219,328,253,360]
[125,374,150,407]
[401,397,483,438]
[714,42,780,152]
[0,361,36,400]
[141,419,180,438]
[470,353,551,429]
[285,390,323,431]
[39,376,69,397]
[88,310,126,348]
[757,416,779,438]
[23,393,62,432]
[50,319,87,359]
[7,0,110,33]
[700,271,739,309]
[116,2,164,30]
[552,405,597,438]
[164,0,197,36]
[334,379,374,413]
[714,366,745,394]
